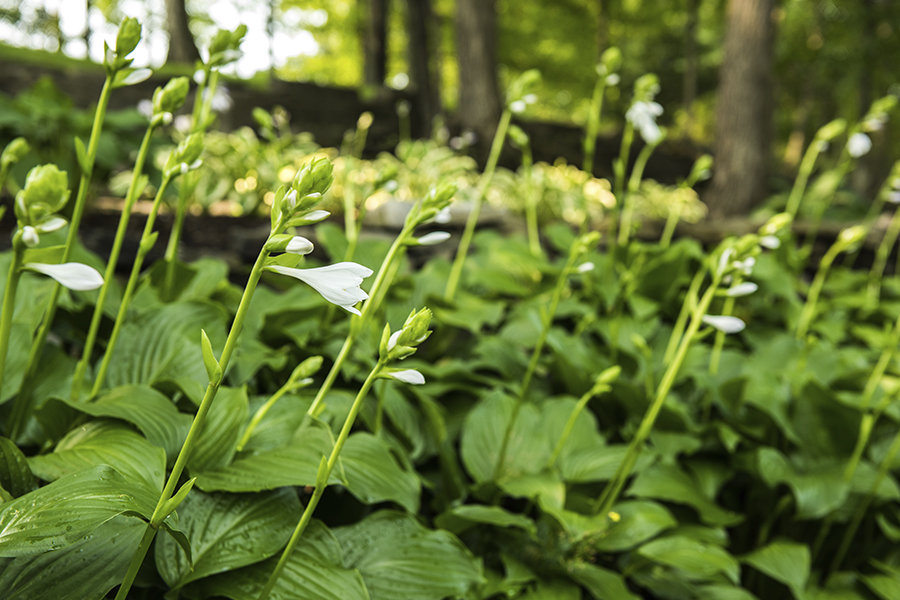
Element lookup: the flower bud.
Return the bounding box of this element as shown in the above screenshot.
[380,368,425,385]
[382,308,433,362]
[837,225,867,250]
[289,356,323,384]
[21,226,39,248]
[115,17,142,58]
[292,156,334,201]
[600,47,623,74]
[412,231,451,246]
[288,210,331,227]
[702,315,746,334]
[1,137,30,167]
[19,164,70,218]
[815,119,847,142]
[152,77,190,116]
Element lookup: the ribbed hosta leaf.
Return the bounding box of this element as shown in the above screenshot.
[0,515,145,600]
[0,465,156,557]
[333,511,483,600]
[0,436,37,498]
[188,386,248,474]
[183,520,368,600]
[155,488,300,589]
[341,433,420,512]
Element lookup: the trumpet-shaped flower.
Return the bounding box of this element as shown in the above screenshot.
[725,282,758,297]
[414,231,451,246]
[847,132,872,158]
[24,262,104,291]
[269,262,373,315]
[286,236,314,255]
[702,314,746,334]
[626,101,664,144]
[383,369,426,385]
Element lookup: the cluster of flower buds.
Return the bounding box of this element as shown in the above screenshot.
[103,17,141,75]
[596,47,623,85]
[834,225,868,253]
[206,25,248,68]
[626,74,664,145]
[757,212,793,250]
[507,69,541,115]
[12,164,103,290]
[163,133,204,179]
[150,77,190,127]
[403,180,457,233]
[378,308,432,384]
[1,138,29,171]
[685,154,713,187]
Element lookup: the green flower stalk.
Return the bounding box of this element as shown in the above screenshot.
[660,154,712,249]
[582,47,621,176]
[256,309,432,600]
[114,157,364,600]
[88,134,204,399]
[445,69,540,302]
[609,74,661,252]
[784,119,846,220]
[595,244,742,517]
[162,25,247,298]
[508,124,542,257]
[868,175,900,307]
[306,181,455,418]
[236,356,322,452]
[617,127,665,247]
[547,366,620,470]
[796,226,867,339]
[0,166,103,397]
[70,76,190,401]
[8,18,144,440]
[663,266,705,366]
[494,232,599,480]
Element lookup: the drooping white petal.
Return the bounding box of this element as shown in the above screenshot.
[386,369,425,385]
[577,262,595,273]
[415,231,451,246]
[286,236,314,255]
[387,330,402,352]
[725,282,758,297]
[122,68,152,86]
[433,207,452,224]
[510,100,527,114]
[847,132,872,158]
[36,217,67,233]
[24,262,104,291]
[269,262,373,315]
[759,235,781,249]
[702,314,746,334]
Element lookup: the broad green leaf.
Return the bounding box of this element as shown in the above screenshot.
[568,562,639,600]
[861,574,900,600]
[697,585,761,600]
[0,465,155,557]
[0,323,31,404]
[334,511,484,600]
[188,386,248,474]
[596,500,678,551]
[0,436,37,498]
[155,488,300,589]
[340,433,420,512]
[28,420,165,493]
[241,393,311,453]
[194,424,336,493]
[183,520,368,600]
[519,578,582,600]
[560,444,655,483]
[0,515,146,600]
[741,539,809,592]
[52,384,191,462]
[435,504,537,537]
[637,535,740,583]
[627,463,743,526]
[461,390,549,484]
[500,472,566,509]
[104,301,228,403]
[540,396,605,466]
[756,448,849,519]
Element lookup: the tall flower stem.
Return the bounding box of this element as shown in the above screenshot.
[257,360,385,600]
[663,267,705,365]
[582,73,607,176]
[71,123,158,400]
[868,205,900,307]
[493,237,586,480]
[608,122,635,255]
[89,172,175,398]
[444,109,512,302]
[520,141,543,256]
[617,140,659,247]
[708,294,736,376]
[785,138,827,220]
[796,236,846,339]
[799,159,851,261]
[115,235,276,600]
[594,269,722,517]
[659,204,682,249]
[0,237,26,395]
[306,231,409,418]
[7,77,114,439]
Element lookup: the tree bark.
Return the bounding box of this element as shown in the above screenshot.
[364,0,389,87]
[704,0,775,218]
[455,0,501,156]
[407,0,441,136]
[164,0,200,65]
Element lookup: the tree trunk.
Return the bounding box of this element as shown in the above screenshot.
[455,0,501,158]
[164,0,200,65]
[704,0,775,218]
[364,0,389,87]
[407,0,441,136]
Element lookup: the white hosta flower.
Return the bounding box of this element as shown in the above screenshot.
[21,226,39,248]
[414,231,451,246]
[888,191,900,205]
[269,262,373,315]
[121,68,152,86]
[626,101,664,144]
[433,206,452,224]
[726,282,758,297]
[577,262,595,273]
[24,262,104,291]
[510,100,527,114]
[605,74,620,86]
[286,236,314,255]
[137,99,153,118]
[36,217,67,233]
[387,330,402,352]
[385,369,425,385]
[847,132,872,158]
[732,256,756,276]
[702,314,746,334]
[717,248,735,277]
[759,235,781,249]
